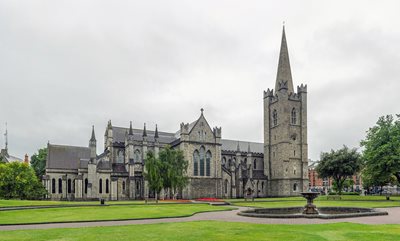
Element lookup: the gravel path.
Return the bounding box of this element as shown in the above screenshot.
[1,206,399,231]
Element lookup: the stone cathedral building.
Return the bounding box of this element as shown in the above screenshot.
[43,27,308,200]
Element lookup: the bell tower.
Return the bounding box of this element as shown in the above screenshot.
[264,26,309,196]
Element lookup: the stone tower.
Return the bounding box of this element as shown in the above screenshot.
[264,26,309,196]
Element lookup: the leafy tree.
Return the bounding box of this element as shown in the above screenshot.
[0,162,47,199]
[316,146,362,195]
[159,146,188,199]
[30,147,47,178]
[144,151,163,203]
[361,115,400,186]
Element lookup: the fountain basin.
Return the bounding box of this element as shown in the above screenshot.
[238,206,388,219]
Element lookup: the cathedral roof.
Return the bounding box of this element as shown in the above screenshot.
[112,126,177,144]
[221,139,263,154]
[46,144,90,170]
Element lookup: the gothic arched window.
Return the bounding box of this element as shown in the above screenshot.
[224,179,228,194]
[99,179,103,194]
[67,179,72,193]
[293,183,298,192]
[58,178,62,194]
[106,179,109,194]
[273,109,278,126]
[134,150,141,163]
[199,147,205,176]
[193,150,199,176]
[206,151,211,176]
[253,159,257,170]
[291,108,297,124]
[51,178,56,194]
[84,178,88,194]
[122,181,126,192]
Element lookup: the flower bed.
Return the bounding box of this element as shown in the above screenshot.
[195,198,225,202]
[159,199,192,203]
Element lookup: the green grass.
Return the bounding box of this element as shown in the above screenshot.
[0,204,233,225]
[232,200,400,208]
[226,195,400,203]
[1,221,400,241]
[0,199,183,207]
[227,195,400,208]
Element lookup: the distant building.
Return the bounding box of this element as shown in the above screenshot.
[0,124,24,163]
[308,162,362,193]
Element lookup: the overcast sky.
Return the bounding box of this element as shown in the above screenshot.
[1,0,399,161]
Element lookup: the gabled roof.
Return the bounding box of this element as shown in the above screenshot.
[47,144,90,170]
[3,154,23,163]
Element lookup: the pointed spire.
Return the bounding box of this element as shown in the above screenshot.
[142,123,147,137]
[4,122,8,151]
[107,120,112,129]
[154,124,159,139]
[129,121,133,135]
[236,141,240,152]
[247,142,251,153]
[90,125,96,141]
[275,25,294,93]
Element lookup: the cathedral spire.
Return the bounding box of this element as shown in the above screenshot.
[4,122,8,152]
[154,124,159,139]
[129,121,133,135]
[90,125,96,142]
[142,123,147,137]
[275,25,294,93]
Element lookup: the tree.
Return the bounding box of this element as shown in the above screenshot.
[159,146,188,199]
[316,146,362,195]
[144,151,163,203]
[361,115,400,186]
[0,162,47,199]
[30,147,47,178]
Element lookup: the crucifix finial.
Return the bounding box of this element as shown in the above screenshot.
[200,108,204,115]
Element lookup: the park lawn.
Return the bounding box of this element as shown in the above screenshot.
[0,200,97,207]
[0,199,185,207]
[0,204,233,225]
[233,200,400,208]
[227,195,400,203]
[1,221,400,241]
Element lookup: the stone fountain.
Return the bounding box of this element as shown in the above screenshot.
[301,192,319,215]
[238,191,388,219]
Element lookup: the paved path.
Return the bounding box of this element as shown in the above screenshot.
[1,206,399,231]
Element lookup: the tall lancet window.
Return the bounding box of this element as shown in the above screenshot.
[199,147,205,176]
[273,109,278,126]
[193,150,199,176]
[206,151,211,176]
[134,150,141,163]
[291,108,297,124]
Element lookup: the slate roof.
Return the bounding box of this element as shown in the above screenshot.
[97,160,111,170]
[221,139,263,154]
[4,155,23,163]
[253,170,267,179]
[112,126,177,144]
[47,144,90,170]
[112,163,128,173]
